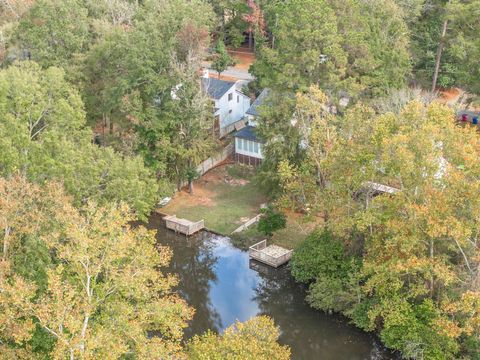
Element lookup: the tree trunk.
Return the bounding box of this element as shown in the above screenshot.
[189,180,193,195]
[431,18,449,92]
[248,31,253,49]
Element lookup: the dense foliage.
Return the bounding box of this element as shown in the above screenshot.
[257,205,287,236]
[273,87,480,359]
[1,0,480,359]
[0,177,193,358]
[0,61,158,218]
[188,316,290,360]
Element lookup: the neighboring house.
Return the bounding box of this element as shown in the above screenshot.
[201,77,251,137]
[233,125,264,166]
[246,88,270,126]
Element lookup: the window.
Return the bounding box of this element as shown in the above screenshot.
[237,95,239,103]
[254,142,259,154]
[228,93,233,101]
[237,138,242,150]
[248,140,253,152]
[229,109,232,114]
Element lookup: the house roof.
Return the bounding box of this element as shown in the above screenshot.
[233,125,263,143]
[201,78,236,100]
[246,88,270,116]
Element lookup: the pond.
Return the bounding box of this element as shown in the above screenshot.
[146,214,395,360]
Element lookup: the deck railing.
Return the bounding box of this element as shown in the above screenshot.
[249,240,293,268]
[163,215,205,236]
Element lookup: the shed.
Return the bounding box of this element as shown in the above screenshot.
[233,125,264,166]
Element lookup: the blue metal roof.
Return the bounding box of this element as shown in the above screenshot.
[201,78,236,100]
[233,125,263,143]
[246,88,270,116]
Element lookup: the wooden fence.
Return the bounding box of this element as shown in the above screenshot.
[196,143,234,176]
[231,214,261,234]
[178,144,234,189]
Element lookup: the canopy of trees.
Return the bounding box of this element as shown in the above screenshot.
[263,87,480,358]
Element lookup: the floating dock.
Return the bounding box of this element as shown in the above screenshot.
[249,240,293,268]
[163,215,205,236]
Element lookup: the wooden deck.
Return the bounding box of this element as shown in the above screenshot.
[163,215,205,236]
[249,240,293,268]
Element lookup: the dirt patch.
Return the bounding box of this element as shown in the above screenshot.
[224,177,250,186]
[164,186,217,209]
[227,48,255,70]
[438,87,462,105]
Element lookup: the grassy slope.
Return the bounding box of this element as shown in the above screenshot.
[162,165,266,235]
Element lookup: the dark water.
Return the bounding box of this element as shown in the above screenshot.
[147,214,395,360]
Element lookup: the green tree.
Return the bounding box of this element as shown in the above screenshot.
[0,61,158,218]
[410,0,480,94]
[257,206,286,236]
[211,39,234,78]
[13,0,91,69]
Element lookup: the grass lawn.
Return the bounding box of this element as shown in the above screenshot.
[231,211,321,250]
[161,165,267,235]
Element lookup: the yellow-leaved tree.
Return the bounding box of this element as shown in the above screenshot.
[0,176,193,359]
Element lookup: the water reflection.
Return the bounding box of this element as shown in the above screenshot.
[146,215,394,360]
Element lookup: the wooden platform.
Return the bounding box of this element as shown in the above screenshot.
[163,215,204,236]
[249,240,293,268]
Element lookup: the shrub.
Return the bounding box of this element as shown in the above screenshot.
[257,206,287,236]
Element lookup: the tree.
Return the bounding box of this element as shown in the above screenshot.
[82,0,215,185]
[253,0,411,96]
[13,0,91,69]
[211,39,233,78]
[0,177,193,359]
[251,0,346,92]
[0,61,159,219]
[410,0,480,94]
[187,316,290,360]
[286,99,480,358]
[257,206,286,236]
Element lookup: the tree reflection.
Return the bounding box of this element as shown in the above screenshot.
[250,260,390,360]
[146,214,221,338]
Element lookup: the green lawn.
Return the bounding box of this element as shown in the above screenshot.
[162,165,266,235]
[231,212,319,250]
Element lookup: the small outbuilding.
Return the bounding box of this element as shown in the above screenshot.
[233,125,264,166]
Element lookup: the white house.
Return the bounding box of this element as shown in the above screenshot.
[245,88,270,126]
[201,77,251,137]
[231,89,271,166]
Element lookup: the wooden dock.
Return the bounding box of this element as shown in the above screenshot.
[163,215,205,236]
[249,240,293,268]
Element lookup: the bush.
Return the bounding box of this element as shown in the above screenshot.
[291,229,349,283]
[257,206,287,236]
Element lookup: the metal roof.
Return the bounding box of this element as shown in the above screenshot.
[246,88,270,116]
[233,125,263,143]
[201,78,236,100]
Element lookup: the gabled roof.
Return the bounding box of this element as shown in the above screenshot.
[201,78,236,100]
[246,88,270,116]
[233,125,263,143]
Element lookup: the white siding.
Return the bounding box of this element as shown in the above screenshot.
[218,91,250,132]
[235,137,263,159]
